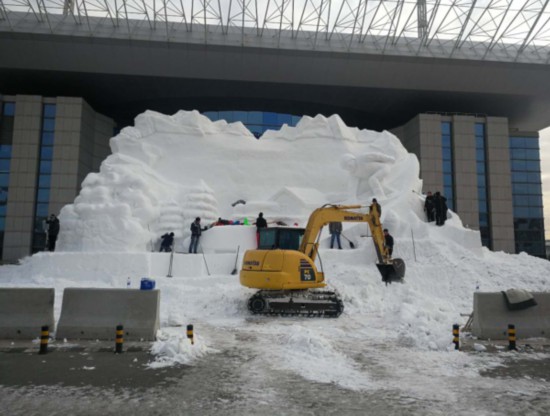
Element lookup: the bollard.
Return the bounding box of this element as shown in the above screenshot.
[508,324,516,351]
[39,325,49,355]
[115,324,124,354]
[452,324,459,350]
[187,324,194,345]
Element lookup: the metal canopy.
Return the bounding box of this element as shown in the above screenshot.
[1,0,550,64]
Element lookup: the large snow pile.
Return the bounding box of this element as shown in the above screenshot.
[2,111,550,393]
[56,110,450,253]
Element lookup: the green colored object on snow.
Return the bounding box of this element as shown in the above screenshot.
[243,218,250,225]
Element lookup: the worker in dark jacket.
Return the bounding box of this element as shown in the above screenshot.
[329,222,343,249]
[255,212,268,247]
[189,218,207,253]
[434,192,448,226]
[383,228,394,257]
[160,232,174,252]
[46,214,60,251]
[424,191,435,222]
[370,198,382,225]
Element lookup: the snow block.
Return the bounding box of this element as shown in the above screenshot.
[471,292,550,340]
[56,288,160,341]
[0,288,55,339]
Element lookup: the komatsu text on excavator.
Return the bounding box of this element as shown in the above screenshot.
[239,204,405,317]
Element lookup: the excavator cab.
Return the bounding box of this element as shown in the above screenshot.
[258,227,305,250]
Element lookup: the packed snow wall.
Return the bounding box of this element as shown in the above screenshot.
[57,110,478,253]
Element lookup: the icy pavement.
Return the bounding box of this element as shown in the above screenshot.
[1,323,550,416]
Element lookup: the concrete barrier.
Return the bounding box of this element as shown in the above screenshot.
[0,288,55,339]
[56,288,160,341]
[472,292,550,340]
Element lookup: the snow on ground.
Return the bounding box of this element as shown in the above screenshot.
[2,111,550,394]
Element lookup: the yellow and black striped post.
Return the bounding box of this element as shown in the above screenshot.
[186,324,194,345]
[39,325,49,355]
[508,324,516,351]
[452,324,460,350]
[115,325,124,354]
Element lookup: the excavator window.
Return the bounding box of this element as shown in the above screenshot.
[258,227,305,250]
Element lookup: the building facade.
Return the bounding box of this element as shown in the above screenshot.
[0,102,545,262]
[0,95,114,263]
[392,114,545,256]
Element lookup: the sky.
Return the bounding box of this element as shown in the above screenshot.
[539,127,550,239]
[2,111,550,408]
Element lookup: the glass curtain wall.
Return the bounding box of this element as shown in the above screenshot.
[441,122,455,210]
[31,104,56,253]
[509,136,545,257]
[0,102,15,260]
[475,123,491,248]
[203,111,301,138]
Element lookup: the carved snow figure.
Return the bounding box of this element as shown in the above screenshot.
[340,152,395,200]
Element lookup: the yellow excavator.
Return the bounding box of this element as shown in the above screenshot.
[240,204,405,317]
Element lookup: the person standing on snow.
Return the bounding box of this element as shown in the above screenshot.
[189,218,207,253]
[434,192,448,226]
[424,191,435,223]
[255,212,268,247]
[369,198,382,225]
[383,228,394,257]
[329,222,343,249]
[46,214,60,251]
[160,232,174,252]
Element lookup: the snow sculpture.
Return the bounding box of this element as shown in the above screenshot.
[56,110,469,253]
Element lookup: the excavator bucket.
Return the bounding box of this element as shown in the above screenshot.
[376,258,406,284]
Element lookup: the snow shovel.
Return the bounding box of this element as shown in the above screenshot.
[231,245,240,275]
[199,244,211,276]
[166,245,174,278]
[341,233,355,249]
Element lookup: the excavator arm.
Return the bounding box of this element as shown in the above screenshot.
[300,204,387,263]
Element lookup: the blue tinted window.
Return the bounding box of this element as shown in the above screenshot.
[218,111,233,122]
[263,112,278,125]
[475,123,485,135]
[37,189,49,203]
[40,147,53,160]
[3,102,15,116]
[233,111,247,123]
[39,160,51,174]
[442,160,452,172]
[0,159,9,172]
[41,132,54,146]
[442,148,452,160]
[0,145,11,158]
[203,111,218,120]
[42,118,55,132]
[0,189,7,202]
[0,205,6,215]
[43,104,56,118]
[36,203,48,218]
[526,160,540,172]
[0,217,4,231]
[441,122,451,135]
[291,116,301,126]
[441,136,451,147]
[0,173,8,187]
[277,114,292,125]
[38,175,51,188]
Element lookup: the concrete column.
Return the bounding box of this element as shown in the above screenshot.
[452,115,478,229]
[391,113,443,194]
[3,95,42,262]
[49,97,83,216]
[486,117,515,253]
[418,114,444,193]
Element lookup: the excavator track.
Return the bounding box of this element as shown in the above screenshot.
[247,290,344,318]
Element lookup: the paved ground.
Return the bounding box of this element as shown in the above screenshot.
[1,336,550,416]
